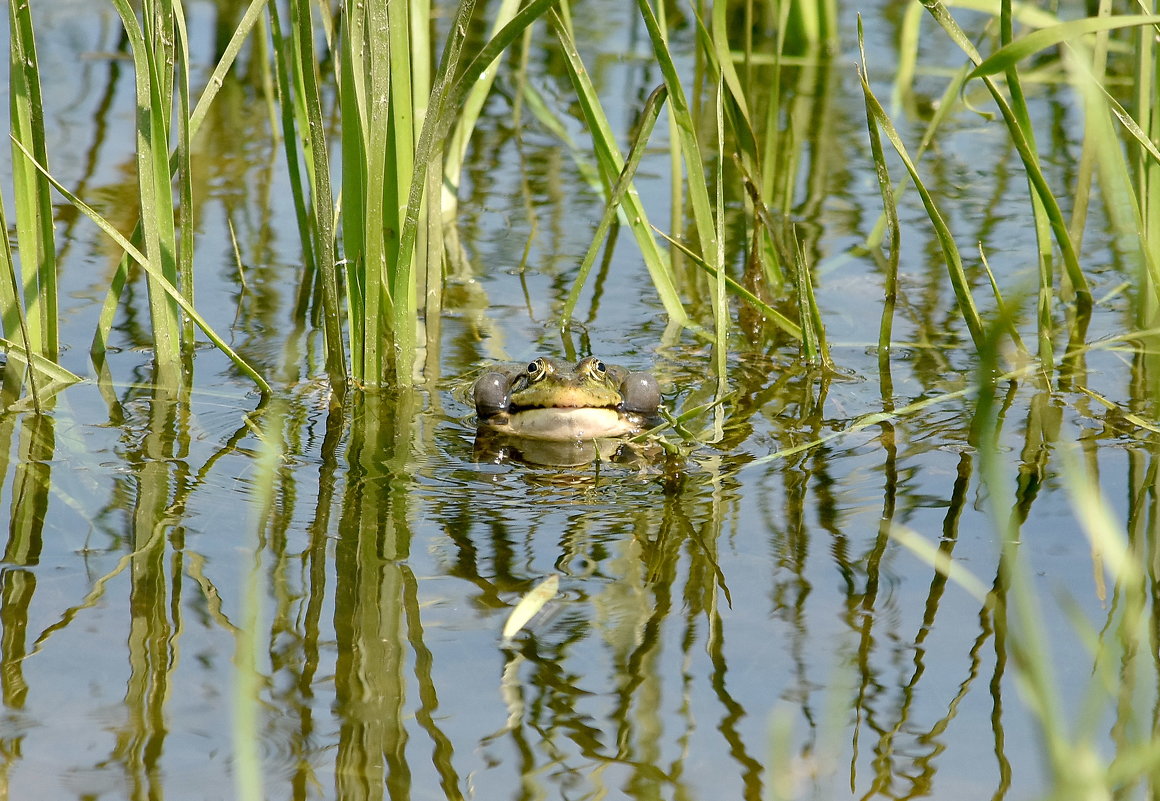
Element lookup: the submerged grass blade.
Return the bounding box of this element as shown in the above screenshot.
[502,574,560,641]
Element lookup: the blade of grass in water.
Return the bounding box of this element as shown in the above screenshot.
[561,86,669,325]
[442,0,523,217]
[388,0,477,386]
[654,227,800,339]
[384,0,418,383]
[549,7,688,328]
[997,0,1054,369]
[288,0,346,394]
[1140,9,1160,269]
[15,141,271,394]
[858,16,900,373]
[857,21,986,352]
[173,2,195,347]
[632,0,720,280]
[188,0,270,140]
[7,0,57,367]
[923,1,1091,310]
[390,0,562,382]
[110,0,184,383]
[967,10,1160,297]
[0,196,43,408]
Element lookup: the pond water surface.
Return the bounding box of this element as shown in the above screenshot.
[1,2,1157,800]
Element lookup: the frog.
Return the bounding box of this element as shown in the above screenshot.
[473,356,661,442]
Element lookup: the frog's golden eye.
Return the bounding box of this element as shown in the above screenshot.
[592,360,607,375]
[526,358,548,379]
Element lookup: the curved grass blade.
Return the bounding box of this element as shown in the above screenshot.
[14,140,271,393]
[562,85,669,324]
[631,0,720,274]
[548,9,688,326]
[859,16,901,369]
[922,1,1090,307]
[442,0,523,215]
[966,14,1160,82]
[654,227,800,339]
[188,0,270,140]
[857,31,985,352]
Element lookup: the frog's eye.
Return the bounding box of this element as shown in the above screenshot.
[592,360,607,374]
[526,358,548,378]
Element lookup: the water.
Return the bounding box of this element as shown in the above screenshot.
[1,2,1156,800]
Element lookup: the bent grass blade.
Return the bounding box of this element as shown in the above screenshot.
[13,141,272,394]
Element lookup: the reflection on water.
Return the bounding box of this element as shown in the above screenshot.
[2,362,1153,800]
[2,2,1159,801]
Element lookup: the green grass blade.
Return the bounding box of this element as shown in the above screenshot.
[188,0,269,140]
[549,9,688,326]
[632,0,720,273]
[923,1,1091,307]
[289,0,345,393]
[966,14,1160,81]
[266,3,318,316]
[110,0,183,381]
[14,140,271,393]
[389,0,476,387]
[561,86,668,324]
[857,32,986,352]
[442,0,523,216]
[174,1,195,346]
[7,0,57,361]
[0,194,54,408]
[384,0,417,356]
[858,17,900,369]
[653,227,800,338]
[339,5,368,380]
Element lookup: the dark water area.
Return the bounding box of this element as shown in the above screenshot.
[1,1,1157,800]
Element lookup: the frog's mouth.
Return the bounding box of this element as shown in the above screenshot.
[510,386,621,411]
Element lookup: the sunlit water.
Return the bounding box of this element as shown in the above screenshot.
[0,2,1155,800]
